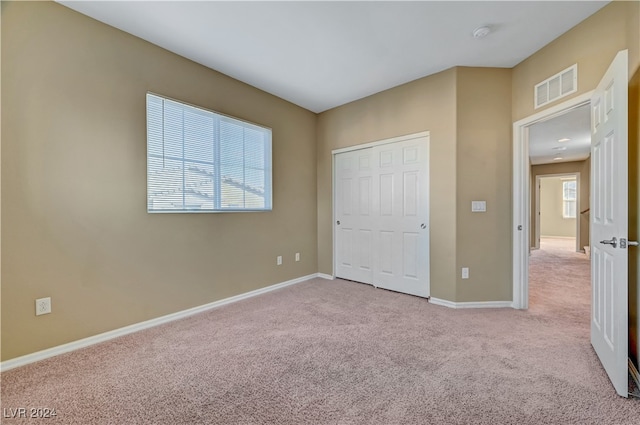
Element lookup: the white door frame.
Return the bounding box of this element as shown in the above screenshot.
[534,172,581,252]
[332,131,429,278]
[512,92,593,309]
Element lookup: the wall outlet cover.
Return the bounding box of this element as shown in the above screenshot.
[35,297,52,316]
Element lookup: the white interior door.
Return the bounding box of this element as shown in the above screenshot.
[334,135,430,298]
[372,138,430,297]
[590,49,628,397]
[335,148,374,284]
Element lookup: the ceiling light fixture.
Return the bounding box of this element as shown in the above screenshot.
[472,26,491,39]
[558,138,571,142]
[553,157,563,161]
[552,146,567,151]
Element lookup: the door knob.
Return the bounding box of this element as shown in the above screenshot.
[336,220,340,225]
[599,237,617,248]
[421,223,426,229]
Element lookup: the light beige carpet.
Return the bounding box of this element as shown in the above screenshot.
[2,245,639,423]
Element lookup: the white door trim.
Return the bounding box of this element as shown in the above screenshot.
[332,131,429,156]
[535,173,581,252]
[512,92,593,309]
[332,131,430,279]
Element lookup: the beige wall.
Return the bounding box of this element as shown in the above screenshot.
[530,161,590,249]
[317,66,512,303]
[317,69,458,301]
[1,2,318,361]
[512,1,631,122]
[455,68,512,302]
[539,177,576,238]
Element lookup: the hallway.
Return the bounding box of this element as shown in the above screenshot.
[529,237,590,321]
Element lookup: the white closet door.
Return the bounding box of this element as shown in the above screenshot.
[334,135,430,298]
[372,137,430,297]
[335,148,375,284]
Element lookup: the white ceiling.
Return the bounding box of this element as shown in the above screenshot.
[529,103,591,165]
[58,0,609,113]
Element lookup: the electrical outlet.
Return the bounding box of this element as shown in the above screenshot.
[462,268,469,279]
[295,252,300,262]
[277,256,282,266]
[35,297,52,316]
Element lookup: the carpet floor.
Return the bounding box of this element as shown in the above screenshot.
[2,241,639,424]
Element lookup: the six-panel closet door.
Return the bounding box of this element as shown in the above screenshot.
[335,135,430,298]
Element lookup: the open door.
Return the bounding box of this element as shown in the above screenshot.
[590,49,629,397]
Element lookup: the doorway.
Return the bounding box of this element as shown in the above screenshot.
[534,173,581,253]
[526,105,591,320]
[512,92,593,310]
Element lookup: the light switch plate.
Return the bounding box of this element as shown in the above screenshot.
[471,201,486,212]
[462,268,469,279]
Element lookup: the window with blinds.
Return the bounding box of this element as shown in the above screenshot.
[147,93,272,213]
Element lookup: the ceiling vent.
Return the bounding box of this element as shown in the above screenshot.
[534,64,577,109]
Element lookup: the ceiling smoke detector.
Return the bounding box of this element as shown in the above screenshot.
[472,26,492,39]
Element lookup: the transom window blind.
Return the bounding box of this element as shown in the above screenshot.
[147,93,272,212]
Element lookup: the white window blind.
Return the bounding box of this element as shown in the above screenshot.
[562,180,577,218]
[147,93,272,212]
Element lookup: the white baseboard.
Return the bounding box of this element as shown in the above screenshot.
[429,297,513,309]
[428,297,458,308]
[317,273,334,280]
[1,273,324,372]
